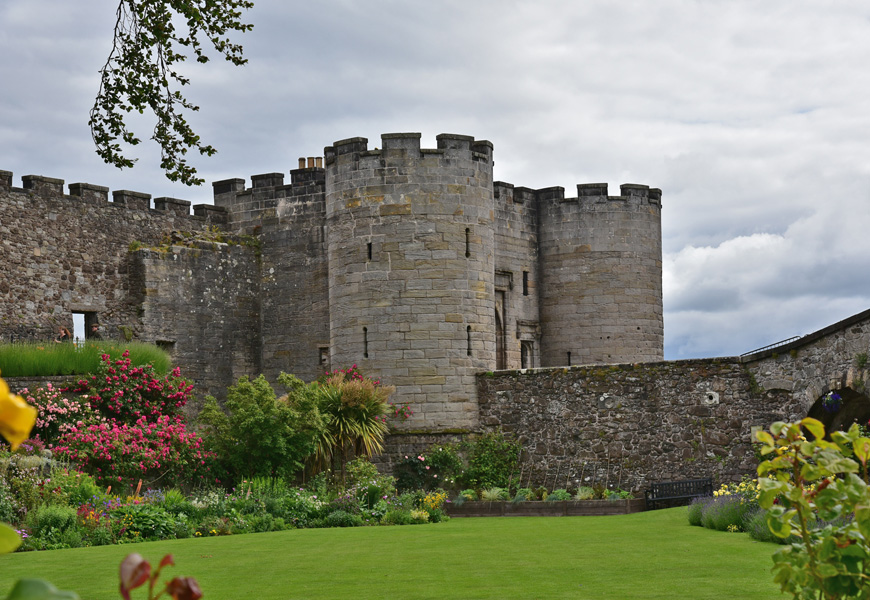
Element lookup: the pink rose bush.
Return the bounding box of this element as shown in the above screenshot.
[48,352,214,489]
[20,383,93,443]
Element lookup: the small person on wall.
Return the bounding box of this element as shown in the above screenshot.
[89,323,102,340]
[54,326,72,343]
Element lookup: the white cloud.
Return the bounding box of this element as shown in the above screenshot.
[2,0,870,359]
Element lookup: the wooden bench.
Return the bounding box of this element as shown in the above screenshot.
[644,478,713,510]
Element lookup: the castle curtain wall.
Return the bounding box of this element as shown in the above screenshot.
[0,171,222,343]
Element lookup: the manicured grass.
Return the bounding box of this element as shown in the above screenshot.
[0,508,779,599]
[0,341,171,377]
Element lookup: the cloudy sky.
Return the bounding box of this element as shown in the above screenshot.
[2,0,869,360]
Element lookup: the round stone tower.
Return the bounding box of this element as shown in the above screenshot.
[324,133,496,431]
[537,183,663,366]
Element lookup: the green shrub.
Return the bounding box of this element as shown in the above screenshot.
[512,488,535,502]
[409,509,429,524]
[27,504,77,536]
[381,509,412,525]
[112,503,175,540]
[324,509,363,528]
[86,524,115,546]
[546,489,572,502]
[248,513,286,532]
[458,432,522,490]
[459,489,478,501]
[198,374,323,481]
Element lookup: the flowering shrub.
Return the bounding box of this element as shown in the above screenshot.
[20,383,92,444]
[54,415,213,489]
[70,351,192,425]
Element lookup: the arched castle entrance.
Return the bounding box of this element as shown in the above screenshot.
[806,386,870,434]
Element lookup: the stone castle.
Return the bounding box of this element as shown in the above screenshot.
[0,132,662,433]
[6,131,870,489]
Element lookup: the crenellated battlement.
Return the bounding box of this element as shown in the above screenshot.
[324,132,493,171]
[0,169,226,223]
[495,180,661,209]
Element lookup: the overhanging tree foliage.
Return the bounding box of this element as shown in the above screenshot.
[90,0,254,186]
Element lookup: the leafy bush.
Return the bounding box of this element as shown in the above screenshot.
[111,503,175,540]
[546,489,572,502]
[328,493,362,515]
[458,432,522,490]
[324,509,363,528]
[409,509,429,524]
[198,374,323,481]
[756,418,870,598]
[381,509,412,525]
[458,489,478,501]
[26,504,77,537]
[603,489,633,501]
[512,488,535,502]
[247,513,286,533]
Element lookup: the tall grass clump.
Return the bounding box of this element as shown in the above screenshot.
[0,341,171,377]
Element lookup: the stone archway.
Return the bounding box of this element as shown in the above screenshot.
[806,386,870,434]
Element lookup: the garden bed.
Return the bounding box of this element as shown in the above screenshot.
[446,498,646,517]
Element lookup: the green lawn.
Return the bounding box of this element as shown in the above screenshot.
[0,508,781,600]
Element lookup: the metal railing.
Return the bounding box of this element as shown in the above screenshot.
[740,336,802,357]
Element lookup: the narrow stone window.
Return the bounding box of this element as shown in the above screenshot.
[521,341,534,369]
[567,351,571,366]
[319,347,330,371]
[465,228,471,258]
[367,242,373,261]
[467,326,472,356]
[363,327,369,358]
[522,271,529,296]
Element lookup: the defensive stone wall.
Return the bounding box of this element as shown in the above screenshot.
[0,170,224,343]
[475,359,795,491]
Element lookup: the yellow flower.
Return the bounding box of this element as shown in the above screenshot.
[0,375,37,450]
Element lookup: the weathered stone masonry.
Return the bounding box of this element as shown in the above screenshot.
[3,134,869,489]
[0,132,665,428]
[471,309,870,491]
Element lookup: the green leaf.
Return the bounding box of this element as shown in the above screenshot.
[0,523,21,554]
[756,430,774,446]
[766,507,797,538]
[854,438,870,466]
[4,579,80,600]
[801,417,825,441]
